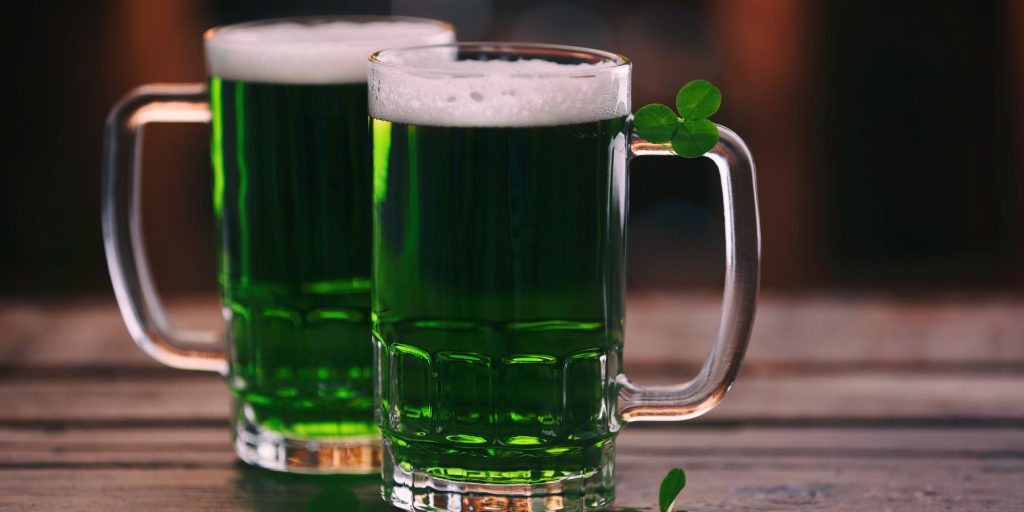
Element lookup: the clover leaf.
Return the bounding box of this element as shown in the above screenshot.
[658,467,687,512]
[675,79,721,121]
[634,80,722,158]
[633,103,679,143]
[618,467,688,512]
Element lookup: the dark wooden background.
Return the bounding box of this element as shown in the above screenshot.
[4,0,1024,296]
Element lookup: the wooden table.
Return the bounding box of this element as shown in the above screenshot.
[2,293,1023,511]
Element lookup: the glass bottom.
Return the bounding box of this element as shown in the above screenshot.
[232,400,381,474]
[381,437,616,511]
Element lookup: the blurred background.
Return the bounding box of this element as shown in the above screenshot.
[1,0,1022,298]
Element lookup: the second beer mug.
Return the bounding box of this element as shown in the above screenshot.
[369,43,760,510]
[102,16,454,474]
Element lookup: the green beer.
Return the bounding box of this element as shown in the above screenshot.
[203,17,454,471]
[211,79,374,437]
[372,117,628,478]
[369,46,635,507]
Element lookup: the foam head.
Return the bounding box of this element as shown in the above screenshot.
[204,17,454,84]
[369,45,631,127]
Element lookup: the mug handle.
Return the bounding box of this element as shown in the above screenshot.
[619,124,761,422]
[102,83,227,374]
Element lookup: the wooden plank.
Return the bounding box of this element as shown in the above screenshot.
[712,0,820,288]
[2,426,1023,466]
[0,376,225,424]
[0,297,222,368]
[0,373,1021,424]
[3,294,1024,369]
[0,427,1021,511]
[0,463,1016,511]
[625,292,1024,364]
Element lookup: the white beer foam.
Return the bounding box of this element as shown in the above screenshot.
[369,57,631,127]
[205,20,454,84]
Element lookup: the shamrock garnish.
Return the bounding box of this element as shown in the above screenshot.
[634,80,722,158]
[621,467,688,512]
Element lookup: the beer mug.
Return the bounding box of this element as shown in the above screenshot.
[369,43,760,509]
[102,17,454,474]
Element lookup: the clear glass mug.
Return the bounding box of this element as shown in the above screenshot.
[101,16,454,474]
[369,43,760,510]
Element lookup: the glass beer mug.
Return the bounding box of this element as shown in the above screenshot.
[369,43,760,510]
[101,16,454,473]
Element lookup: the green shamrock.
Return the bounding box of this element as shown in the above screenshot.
[634,80,722,158]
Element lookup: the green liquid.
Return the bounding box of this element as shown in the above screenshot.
[211,77,376,438]
[371,116,628,483]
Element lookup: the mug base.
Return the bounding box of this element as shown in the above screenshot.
[381,438,615,511]
[232,402,381,474]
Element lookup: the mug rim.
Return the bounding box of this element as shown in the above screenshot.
[369,42,631,75]
[203,15,455,46]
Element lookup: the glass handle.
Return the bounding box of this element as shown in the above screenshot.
[620,124,761,422]
[101,83,226,374]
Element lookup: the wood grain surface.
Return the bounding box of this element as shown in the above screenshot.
[1,293,1022,511]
